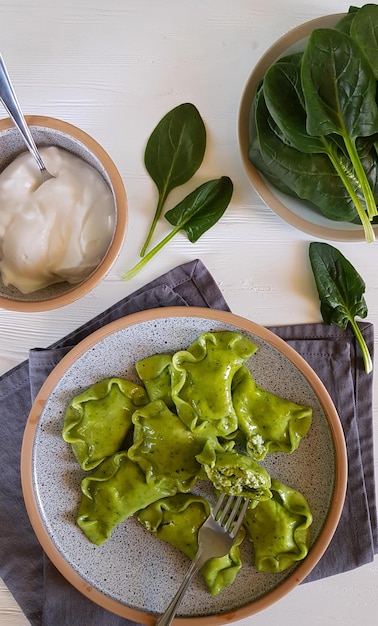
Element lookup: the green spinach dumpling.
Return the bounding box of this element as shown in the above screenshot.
[171,331,258,438]
[128,399,208,492]
[196,441,272,502]
[77,450,176,545]
[135,354,174,409]
[62,377,148,470]
[232,366,312,460]
[244,478,312,572]
[137,494,245,595]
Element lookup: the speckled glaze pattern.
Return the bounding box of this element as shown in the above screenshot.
[0,116,127,309]
[22,309,346,623]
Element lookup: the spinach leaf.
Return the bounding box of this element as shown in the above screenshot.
[335,14,355,35]
[301,28,378,236]
[309,242,372,374]
[302,28,378,139]
[262,51,377,237]
[252,87,361,223]
[357,135,378,205]
[350,4,378,79]
[141,103,206,256]
[165,176,233,242]
[122,177,233,280]
[336,6,360,35]
[248,130,299,197]
[248,88,298,196]
[263,53,327,154]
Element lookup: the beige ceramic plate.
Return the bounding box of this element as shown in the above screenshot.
[238,13,378,242]
[21,307,347,624]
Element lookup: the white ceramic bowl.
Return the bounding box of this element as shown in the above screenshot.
[238,13,378,242]
[0,115,127,311]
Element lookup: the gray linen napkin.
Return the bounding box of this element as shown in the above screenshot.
[0,259,376,626]
[269,322,377,581]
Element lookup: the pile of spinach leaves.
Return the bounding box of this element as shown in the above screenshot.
[123,103,233,279]
[249,4,378,243]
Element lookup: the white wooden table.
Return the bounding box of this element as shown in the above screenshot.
[0,1,377,624]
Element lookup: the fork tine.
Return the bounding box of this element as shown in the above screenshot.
[230,497,249,537]
[224,496,243,532]
[212,492,227,517]
[217,495,236,525]
[213,493,249,536]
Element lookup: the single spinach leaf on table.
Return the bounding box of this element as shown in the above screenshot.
[165,176,233,242]
[309,241,372,374]
[141,102,206,256]
[301,28,378,240]
[122,177,233,280]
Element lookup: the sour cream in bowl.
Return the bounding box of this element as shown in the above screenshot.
[0,116,127,311]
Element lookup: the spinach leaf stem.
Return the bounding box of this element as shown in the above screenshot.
[349,316,372,374]
[123,227,179,280]
[342,133,378,221]
[140,193,167,257]
[124,177,233,280]
[326,145,375,243]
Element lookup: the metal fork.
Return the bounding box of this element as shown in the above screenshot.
[155,493,249,626]
[0,53,55,186]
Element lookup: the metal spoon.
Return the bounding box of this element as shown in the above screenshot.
[0,53,54,185]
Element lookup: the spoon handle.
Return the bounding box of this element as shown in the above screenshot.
[0,53,46,171]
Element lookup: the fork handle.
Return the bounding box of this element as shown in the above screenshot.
[0,54,46,173]
[155,550,207,626]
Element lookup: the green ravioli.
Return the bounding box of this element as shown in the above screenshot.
[62,377,148,470]
[136,354,174,409]
[62,330,314,581]
[137,493,245,595]
[196,442,272,502]
[171,331,258,437]
[77,450,176,545]
[244,478,313,572]
[232,366,312,460]
[128,399,208,492]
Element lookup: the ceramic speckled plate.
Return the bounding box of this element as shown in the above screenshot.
[238,13,378,242]
[21,307,347,624]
